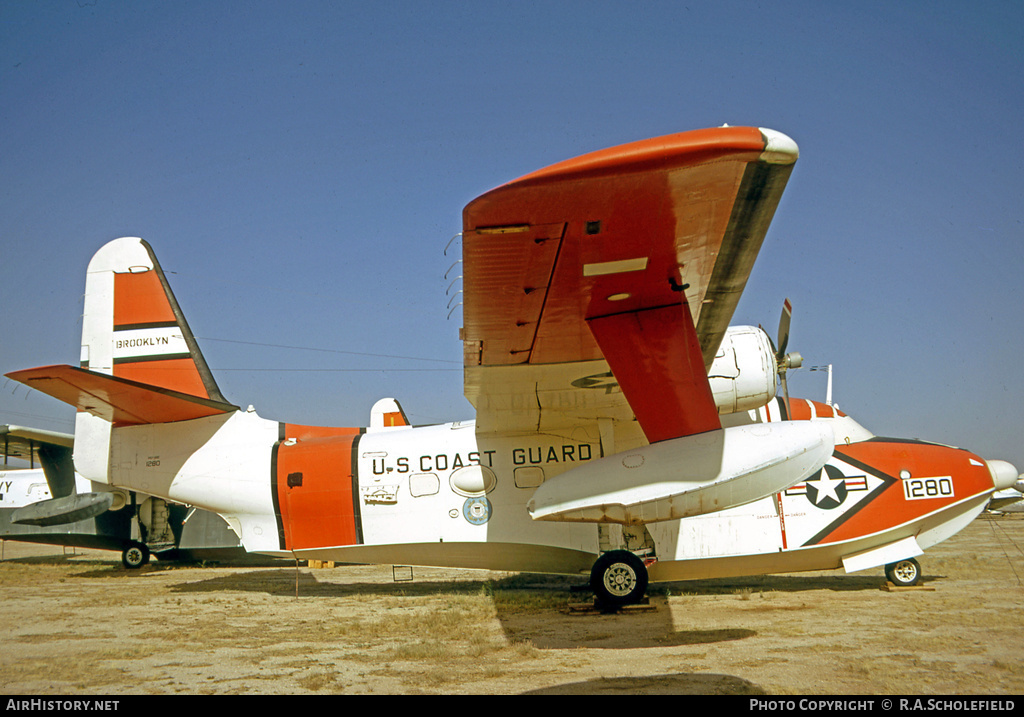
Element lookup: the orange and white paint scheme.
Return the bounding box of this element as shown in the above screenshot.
[8,127,1019,605]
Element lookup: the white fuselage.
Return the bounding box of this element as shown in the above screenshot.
[97,403,1001,582]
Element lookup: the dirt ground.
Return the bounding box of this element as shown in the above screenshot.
[1,514,1022,696]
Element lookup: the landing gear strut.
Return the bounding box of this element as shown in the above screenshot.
[590,550,649,607]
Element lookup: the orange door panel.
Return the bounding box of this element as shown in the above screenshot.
[273,427,363,550]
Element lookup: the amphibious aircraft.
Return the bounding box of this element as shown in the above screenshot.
[7,126,1019,605]
[1,425,250,567]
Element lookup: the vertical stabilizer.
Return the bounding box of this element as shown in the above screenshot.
[81,237,225,402]
[74,237,228,484]
[368,398,410,430]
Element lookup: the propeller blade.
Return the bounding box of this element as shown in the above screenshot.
[781,369,791,418]
[777,298,792,357]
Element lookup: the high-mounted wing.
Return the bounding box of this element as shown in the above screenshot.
[1,424,77,499]
[1,424,74,462]
[462,126,798,444]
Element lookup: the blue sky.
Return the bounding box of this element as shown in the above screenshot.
[2,1,1022,471]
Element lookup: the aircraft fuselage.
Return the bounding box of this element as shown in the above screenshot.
[99,398,1004,583]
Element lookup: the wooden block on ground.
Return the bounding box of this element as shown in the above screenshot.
[882,582,935,592]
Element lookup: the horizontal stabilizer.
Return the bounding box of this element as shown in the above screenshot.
[12,492,114,527]
[528,422,834,524]
[6,365,238,426]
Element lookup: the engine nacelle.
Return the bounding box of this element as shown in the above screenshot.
[708,326,777,415]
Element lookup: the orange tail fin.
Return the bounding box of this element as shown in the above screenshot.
[81,237,227,403]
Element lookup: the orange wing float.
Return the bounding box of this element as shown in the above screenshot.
[462,126,798,443]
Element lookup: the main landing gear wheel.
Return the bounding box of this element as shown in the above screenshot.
[885,557,921,587]
[590,550,649,607]
[121,543,150,570]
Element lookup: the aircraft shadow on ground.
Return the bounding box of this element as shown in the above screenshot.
[0,554,145,579]
[658,572,937,594]
[169,567,499,598]
[163,566,917,596]
[0,554,104,567]
[0,554,289,579]
[500,615,757,651]
[162,568,762,651]
[155,566,945,654]
[520,673,767,695]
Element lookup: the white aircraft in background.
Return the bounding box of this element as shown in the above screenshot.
[8,126,1019,605]
[988,481,1024,513]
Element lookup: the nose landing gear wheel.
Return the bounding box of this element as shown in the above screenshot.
[121,543,150,570]
[885,557,921,587]
[590,550,648,607]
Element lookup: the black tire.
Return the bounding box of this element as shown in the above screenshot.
[885,557,921,586]
[122,543,150,570]
[590,550,648,606]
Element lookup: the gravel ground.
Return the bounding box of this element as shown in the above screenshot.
[1,513,1021,695]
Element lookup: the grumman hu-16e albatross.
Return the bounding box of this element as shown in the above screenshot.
[8,126,1019,606]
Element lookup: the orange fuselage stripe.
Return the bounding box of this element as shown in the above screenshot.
[274,425,363,550]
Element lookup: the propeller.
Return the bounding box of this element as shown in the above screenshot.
[775,298,803,416]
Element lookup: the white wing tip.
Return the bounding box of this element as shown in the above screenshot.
[758,128,799,164]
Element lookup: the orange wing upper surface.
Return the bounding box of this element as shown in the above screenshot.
[461,126,797,443]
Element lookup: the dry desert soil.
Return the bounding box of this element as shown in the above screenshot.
[1,514,1022,696]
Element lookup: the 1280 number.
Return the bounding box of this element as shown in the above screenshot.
[902,477,954,501]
